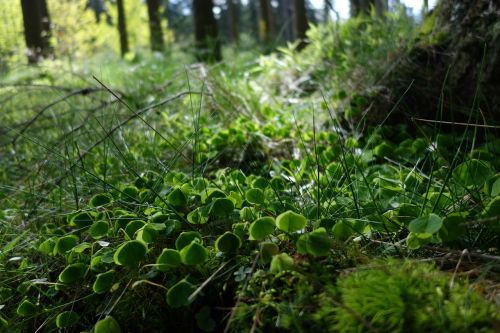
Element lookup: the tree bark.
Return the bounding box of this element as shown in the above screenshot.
[350,0,375,17]
[193,0,221,62]
[146,0,164,51]
[361,0,500,131]
[259,0,275,46]
[227,0,239,45]
[20,0,53,64]
[293,0,309,50]
[116,0,129,57]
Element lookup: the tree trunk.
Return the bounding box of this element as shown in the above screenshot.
[116,0,129,57]
[323,0,332,22]
[259,0,275,46]
[374,0,388,17]
[279,0,294,42]
[146,0,164,51]
[227,0,239,45]
[20,0,53,64]
[350,0,375,17]
[193,0,221,62]
[293,0,309,50]
[361,0,500,132]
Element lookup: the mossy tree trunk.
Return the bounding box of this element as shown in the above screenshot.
[363,0,500,132]
[259,0,275,47]
[227,0,239,45]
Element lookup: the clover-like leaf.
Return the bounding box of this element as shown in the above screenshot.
[215,232,241,254]
[249,217,275,240]
[135,224,159,244]
[113,240,147,267]
[296,227,332,256]
[89,193,113,208]
[167,188,188,207]
[453,159,493,187]
[175,231,203,250]
[259,242,279,263]
[180,242,207,265]
[95,315,121,333]
[408,214,443,235]
[156,249,181,271]
[69,212,94,228]
[53,235,78,256]
[93,270,116,294]
[209,198,234,217]
[58,263,87,284]
[124,220,146,238]
[56,311,80,328]
[89,220,109,239]
[245,188,265,205]
[187,207,209,224]
[270,253,294,273]
[16,299,37,316]
[276,211,307,233]
[166,280,195,308]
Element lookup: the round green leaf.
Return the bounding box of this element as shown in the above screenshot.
[408,214,443,235]
[38,237,56,255]
[296,227,332,256]
[135,224,159,244]
[195,306,216,332]
[175,231,203,250]
[270,253,294,273]
[249,217,275,240]
[215,232,241,254]
[156,249,181,271]
[167,188,188,207]
[113,240,148,267]
[276,211,307,233]
[56,311,80,328]
[89,193,113,208]
[69,212,94,228]
[58,263,87,284]
[483,196,500,218]
[93,270,116,294]
[120,185,139,201]
[95,315,121,333]
[439,213,466,242]
[187,207,209,224]
[124,220,146,238]
[245,188,265,205]
[209,198,235,217]
[16,299,37,316]
[259,242,279,263]
[166,280,195,308]
[453,159,493,187]
[331,220,355,241]
[89,220,109,239]
[53,235,78,256]
[180,242,207,266]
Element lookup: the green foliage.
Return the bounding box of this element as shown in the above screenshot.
[276,211,307,233]
[56,311,80,328]
[95,315,121,333]
[335,261,498,333]
[113,240,148,267]
[249,217,276,240]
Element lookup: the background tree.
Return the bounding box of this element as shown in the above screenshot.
[350,0,387,17]
[227,0,239,45]
[293,0,309,50]
[146,0,164,51]
[193,0,221,62]
[116,0,129,56]
[20,0,53,64]
[259,0,275,47]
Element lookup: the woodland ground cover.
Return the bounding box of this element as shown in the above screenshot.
[0,12,499,333]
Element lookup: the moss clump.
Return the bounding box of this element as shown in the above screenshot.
[335,260,498,333]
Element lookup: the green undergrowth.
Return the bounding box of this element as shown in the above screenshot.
[1,12,499,333]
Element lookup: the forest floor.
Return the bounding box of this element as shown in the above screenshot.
[0,16,499,333]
